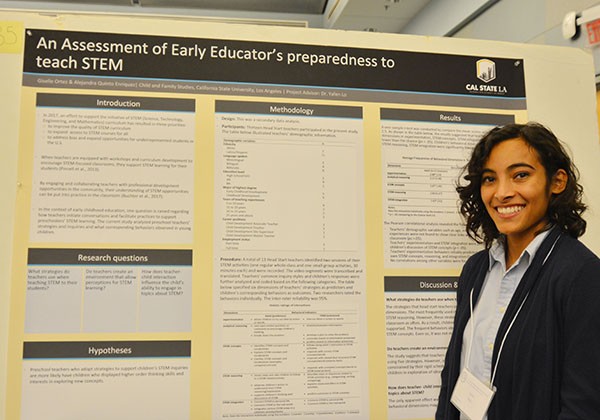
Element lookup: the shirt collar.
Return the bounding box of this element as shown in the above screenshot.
[487,229,552,273]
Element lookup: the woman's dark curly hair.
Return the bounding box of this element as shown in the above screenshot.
[457,122,587,248]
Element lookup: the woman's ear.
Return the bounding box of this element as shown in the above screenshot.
[550,169,568,194]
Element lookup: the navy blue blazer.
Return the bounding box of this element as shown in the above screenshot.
[436,228,600,420]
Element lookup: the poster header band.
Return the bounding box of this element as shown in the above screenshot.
[23,29,526,103]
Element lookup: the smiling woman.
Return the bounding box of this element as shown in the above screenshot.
[436,122,600,420]
[457,123,586,249]
[478,138,567,266]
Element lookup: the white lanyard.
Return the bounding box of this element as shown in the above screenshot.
[452,235,560,420]
[466,286,529,387]
[465,234,561,387]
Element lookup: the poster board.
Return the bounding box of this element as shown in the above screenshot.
[0,10,599,420]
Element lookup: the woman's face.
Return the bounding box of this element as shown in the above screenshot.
[480,137,566,248]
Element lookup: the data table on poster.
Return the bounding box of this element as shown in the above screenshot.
[220,308,361,417]
[214,100,362,253]
[385,161,459,209]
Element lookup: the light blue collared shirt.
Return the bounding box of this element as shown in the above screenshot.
[459,230,550,420]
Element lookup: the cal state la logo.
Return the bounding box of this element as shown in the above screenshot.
[476,59,496,83]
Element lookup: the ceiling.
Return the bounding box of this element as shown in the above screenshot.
[0,0,434,33]
[330,0,433,33]
[138,0,330,14]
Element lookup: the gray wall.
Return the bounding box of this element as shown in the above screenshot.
[454,0,600,78]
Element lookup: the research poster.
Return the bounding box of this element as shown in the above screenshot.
[5,24,527,420]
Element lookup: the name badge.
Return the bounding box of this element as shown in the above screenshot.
[450,368,496,420]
